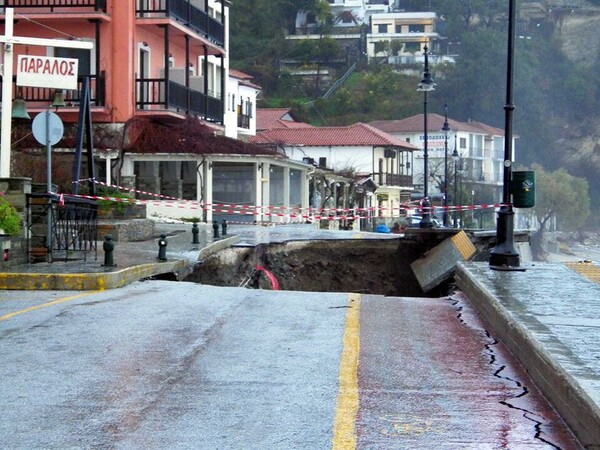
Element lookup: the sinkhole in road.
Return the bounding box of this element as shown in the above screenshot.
[185,239,452,297]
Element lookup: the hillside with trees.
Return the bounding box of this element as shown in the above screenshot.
[230,0,600,229]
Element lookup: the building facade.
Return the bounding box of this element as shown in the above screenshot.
[1,1,228,127]
[224,69,260,139]
[368,12,437,61]
[251,121,417,222]
[291,1,439,62]
[1,1,311,223]
[370,114,514,227]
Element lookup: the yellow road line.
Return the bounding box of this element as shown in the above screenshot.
[0,291,100,322]
[565,261,600,285]
[332,293,361,450]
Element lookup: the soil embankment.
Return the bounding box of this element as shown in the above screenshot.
[187,239,454,297]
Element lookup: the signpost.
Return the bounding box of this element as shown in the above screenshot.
[32,109,64,257]
[32,109,64,191]
[0,8,93,177]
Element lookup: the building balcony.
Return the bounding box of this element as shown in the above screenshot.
[0,74,106,108]
[136,0,224,48]
[237,113,251,130]
[1,0,107,14]
[136,78,223,124]
[376,173,412,188]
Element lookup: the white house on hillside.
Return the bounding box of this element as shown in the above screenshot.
[290,1,439,62]
[368,12,438,62]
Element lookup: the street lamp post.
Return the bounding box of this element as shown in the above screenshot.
[417,45,436,228]
[490,0,520,268]
[452,135,459,228]
[441,104,451,227]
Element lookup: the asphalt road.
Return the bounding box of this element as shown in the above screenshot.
[0,282,583,449]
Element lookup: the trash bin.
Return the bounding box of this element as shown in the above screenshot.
[512,171,535,208]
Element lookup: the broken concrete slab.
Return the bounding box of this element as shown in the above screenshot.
[411,230,476,293]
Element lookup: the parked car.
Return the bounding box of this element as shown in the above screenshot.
[408,215,442,228]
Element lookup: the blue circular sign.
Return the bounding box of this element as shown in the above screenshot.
[32,110,64,146]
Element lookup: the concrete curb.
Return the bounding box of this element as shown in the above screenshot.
[0,259,189,291]
[198,235,240,260]
[0,234,241,291]
[455,263,600,449]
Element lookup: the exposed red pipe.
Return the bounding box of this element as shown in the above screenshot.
[254,265,280,290]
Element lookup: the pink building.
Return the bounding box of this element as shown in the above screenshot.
[1,0,228,126]
[1,2,311,224]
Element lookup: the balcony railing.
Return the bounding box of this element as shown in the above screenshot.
[136,0,225,47]
[0,74,106,107]
[1,0,107,12]
[237,113,250,129]
[377,173,412,187]
[136,78,223,124]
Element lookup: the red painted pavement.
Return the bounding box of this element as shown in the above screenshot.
[356,292,582,449]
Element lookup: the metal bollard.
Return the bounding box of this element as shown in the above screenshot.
[221,219,228,236]
[103,234,116,267]
[192,222,200,244]
[213,220,220,238]
[157,234,167,261]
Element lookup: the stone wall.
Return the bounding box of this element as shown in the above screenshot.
[97,219,155,242]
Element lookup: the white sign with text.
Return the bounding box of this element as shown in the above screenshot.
[17,55,79,90]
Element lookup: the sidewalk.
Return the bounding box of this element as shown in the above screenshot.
[0,223,239,290]
[456,260,600,449]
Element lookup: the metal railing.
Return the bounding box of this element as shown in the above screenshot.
[377,173,412,187]
[1,0,107,12]
[136,78,223,123]
[27,193,98,263]
[322,62,357,99]
[0,74,106,107]
[237,113,250,129]
[136,0,224,47]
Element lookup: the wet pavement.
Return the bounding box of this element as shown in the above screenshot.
[456,261,600,449]
[1,223,599,447]
[357,292,581,449]
[0,284,583,449]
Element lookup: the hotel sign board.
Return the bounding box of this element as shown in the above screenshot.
[16,55,79,90]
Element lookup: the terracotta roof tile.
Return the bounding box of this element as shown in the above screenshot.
[250,122,416,149]
[229,69,254,80]
[256,108,314,131]
[369,114,504,136]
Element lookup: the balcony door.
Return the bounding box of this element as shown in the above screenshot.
[138,44,151,109]
[55,47,92,76]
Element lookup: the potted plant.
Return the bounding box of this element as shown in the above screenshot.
[0,196,21,236]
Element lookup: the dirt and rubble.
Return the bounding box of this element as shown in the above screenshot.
[186,239,454,297]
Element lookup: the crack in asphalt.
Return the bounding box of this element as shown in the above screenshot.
[447,292,564,450]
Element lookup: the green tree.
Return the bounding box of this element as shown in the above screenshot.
[230,0,323,74]
[439,28,506,125]
[310,36,340,93]
[433,0,506,32]
[529,165,590,259]
[533,165,590,232]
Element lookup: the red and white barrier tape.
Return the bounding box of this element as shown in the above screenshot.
[63,189,504,223]
[79,178,503,215]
